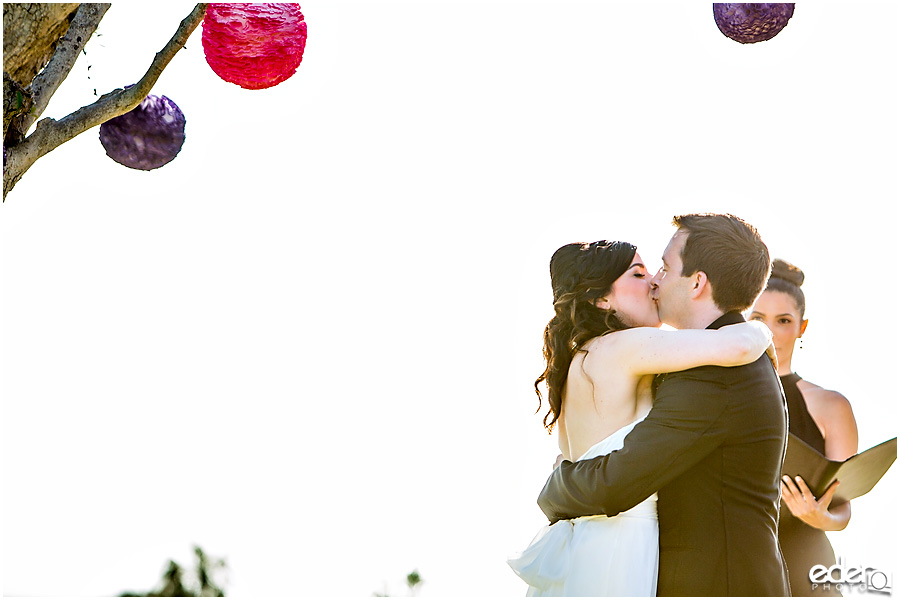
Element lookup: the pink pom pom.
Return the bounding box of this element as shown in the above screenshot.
[202,3,307,90]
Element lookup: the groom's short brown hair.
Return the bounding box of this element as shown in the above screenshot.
[673,213,771,313]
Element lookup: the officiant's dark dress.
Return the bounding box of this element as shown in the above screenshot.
[780,372,841,597]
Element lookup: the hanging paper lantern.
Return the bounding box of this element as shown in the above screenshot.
[99,94,186,171]
[713,4,795,44]
[202,3,307,90]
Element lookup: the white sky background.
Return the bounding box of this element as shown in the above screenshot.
[1,1,897,597]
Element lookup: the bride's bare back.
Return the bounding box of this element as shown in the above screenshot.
[558,337,654,461]
[556,322,774,462]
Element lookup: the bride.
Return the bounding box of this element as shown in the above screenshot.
[508,240,772,596]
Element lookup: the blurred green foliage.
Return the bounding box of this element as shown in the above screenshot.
[373,569,423,597]
[119,545,226,597]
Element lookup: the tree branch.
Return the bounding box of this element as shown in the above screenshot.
[3,3,209,201]
[24,4,111,134]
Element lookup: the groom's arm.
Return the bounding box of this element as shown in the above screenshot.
[537,367,730,523]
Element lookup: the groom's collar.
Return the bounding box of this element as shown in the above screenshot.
[706,311,746,330]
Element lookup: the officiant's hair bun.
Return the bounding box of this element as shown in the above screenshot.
[766,259,806,317]
[771,259,804,287]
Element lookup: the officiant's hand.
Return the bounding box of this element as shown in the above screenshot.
[781,475,840,529]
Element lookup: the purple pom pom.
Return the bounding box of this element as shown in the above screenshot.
[99,94,186,170]
[713,4,795,44]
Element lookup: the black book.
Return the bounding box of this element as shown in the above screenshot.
[782,433,897,506]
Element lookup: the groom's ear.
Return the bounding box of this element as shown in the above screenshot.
[689,271,709,300]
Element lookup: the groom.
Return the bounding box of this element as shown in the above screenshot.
[538,213,791,596]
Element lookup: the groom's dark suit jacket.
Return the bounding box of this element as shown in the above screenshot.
[538,312,791,597]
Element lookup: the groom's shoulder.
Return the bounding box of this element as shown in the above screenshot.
[715,353,784,399]
[659,353,776,387]
[655,363,728,392]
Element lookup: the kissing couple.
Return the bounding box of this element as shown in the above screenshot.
[509,213,792,596]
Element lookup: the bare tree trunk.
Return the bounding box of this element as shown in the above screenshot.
[4,3,80,146]
[4,3,110,149]
[3,3,80,86]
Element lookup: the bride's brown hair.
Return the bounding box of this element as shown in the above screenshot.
[535,241,637,432]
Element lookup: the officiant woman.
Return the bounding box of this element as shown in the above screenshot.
[749,259,859,597]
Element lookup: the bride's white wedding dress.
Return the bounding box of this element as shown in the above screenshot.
[508,419,659,597]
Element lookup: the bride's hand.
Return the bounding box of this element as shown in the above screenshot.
[553,453,565,470]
